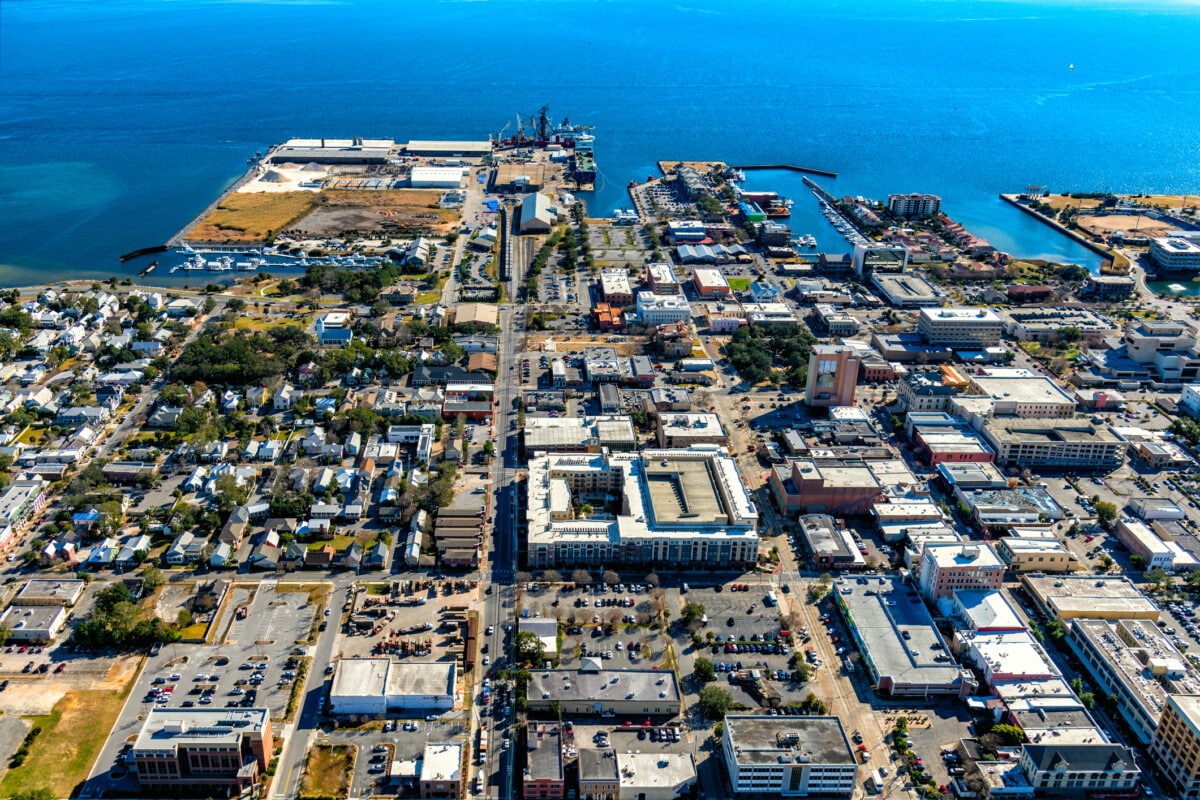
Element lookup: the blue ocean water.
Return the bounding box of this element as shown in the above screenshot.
[3,0,1200,286]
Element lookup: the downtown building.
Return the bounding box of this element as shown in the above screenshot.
[131,708,273,796]
[525,447,759,569]
[722,715,858,798]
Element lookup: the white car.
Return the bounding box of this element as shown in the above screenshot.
[482,656,490,665]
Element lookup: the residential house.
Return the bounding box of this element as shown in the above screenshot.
[165,531,207,565]
[364,541,389,571]
[209,542,233,568]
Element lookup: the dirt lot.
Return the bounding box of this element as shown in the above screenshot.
[1076,213,1178,236]
[294,189,458,237]
[0,655,140,715]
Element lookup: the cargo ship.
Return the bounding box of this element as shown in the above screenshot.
[571,141,597,188]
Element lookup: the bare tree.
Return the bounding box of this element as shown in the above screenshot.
[515,571,533,584]
[543,569,563,584]
[645,572,660,588]
[602,569,620,585]
[571,568,591,585]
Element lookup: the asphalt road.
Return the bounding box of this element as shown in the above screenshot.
[474,211,529,800]
[271,579,350,800]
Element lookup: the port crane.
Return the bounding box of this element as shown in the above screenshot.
[493,120,510,144]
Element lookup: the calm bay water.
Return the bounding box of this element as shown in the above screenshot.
[3,0,1200,286]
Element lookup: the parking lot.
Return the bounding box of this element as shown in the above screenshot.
[327,716,470,798]
[517,583,669,669]
[670,584,803,708]
[86,583,318,795]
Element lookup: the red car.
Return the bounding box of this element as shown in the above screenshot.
[54,663,66,673]
[1084,535,1095,542]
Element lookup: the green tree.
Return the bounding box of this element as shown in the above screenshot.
[1057,326,1083,343]
[697,685,733,720]
[226,298,246,313]
[1093,500,1117,523]
[681,602,706,624]
[990,724,1026,745]
[514,631,546,664]
[1129,554,1146,570]
[1146,567,1175,594]
[694,657,716,683]
[141,566,165,592]
[1045,620,1066,641]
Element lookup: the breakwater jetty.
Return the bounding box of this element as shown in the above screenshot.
[733,163,837,178]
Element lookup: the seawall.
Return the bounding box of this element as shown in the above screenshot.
[999,193,1117,270]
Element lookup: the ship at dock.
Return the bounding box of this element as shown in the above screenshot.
[492,105,598,189]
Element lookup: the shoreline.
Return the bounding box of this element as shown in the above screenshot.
[999,192,1120,272]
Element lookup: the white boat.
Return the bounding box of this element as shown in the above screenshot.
[183,254,206,271]
[1169,283,1188,293]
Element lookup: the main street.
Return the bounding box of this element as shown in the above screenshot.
[475,208,528,800]
[271,579,349,800]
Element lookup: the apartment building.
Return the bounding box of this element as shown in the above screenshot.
[916,307,1005,348]
[887,193,941,217]
[722,715,858,798]
[132,708,273,796]
[526,448,759,569]
[1151,694,1200,799]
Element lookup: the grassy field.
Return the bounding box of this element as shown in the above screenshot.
[15,426,47,446]
[0,685,134,798]
[727,277,752,291]
[1123,193,1200,211]
[278,581,331,608]
[188,191,318,243]
[1039,194,1103,213]
[300,744,353,800]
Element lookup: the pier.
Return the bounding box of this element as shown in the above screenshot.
[802,176,838,205]
[732,163,837,178]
